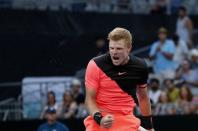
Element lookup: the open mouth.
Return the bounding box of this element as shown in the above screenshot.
[113,56,119,60]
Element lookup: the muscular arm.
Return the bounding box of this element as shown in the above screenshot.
[137,86,154,131]
[85,87,99,116]
[136,87,152,116]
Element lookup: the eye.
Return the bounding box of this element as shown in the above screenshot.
[117,48,123,50]
[109,47,114,50]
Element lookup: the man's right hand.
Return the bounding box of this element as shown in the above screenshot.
[100,114,114,128]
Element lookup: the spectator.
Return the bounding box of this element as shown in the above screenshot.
[71,79,84,101]
[57,91,77,119]
[149,27,176,76]
[154,91,175,115]
[148,78,162,104]
[176,6,193,48]
[75,94,88,118]
[38,107,70,131]
[70,79,88,118]
[176,85,195,114]
[172,34,188,66]
[176,60,198,95]
[189,48,198,70]
[40,91,58,119]
[164,79,179,102]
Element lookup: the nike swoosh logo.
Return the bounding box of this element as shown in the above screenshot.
[118,72,127,75]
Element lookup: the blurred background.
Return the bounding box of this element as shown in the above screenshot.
[0,0,198,131]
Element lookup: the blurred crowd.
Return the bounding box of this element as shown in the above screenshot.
[10,0,198,15]
[146,6,198,115]
[40,79,88,120]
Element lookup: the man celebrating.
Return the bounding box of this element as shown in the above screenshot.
[84,27,154,131]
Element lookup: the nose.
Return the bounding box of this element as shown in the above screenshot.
[111,48,118,55]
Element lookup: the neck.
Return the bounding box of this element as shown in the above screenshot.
[180,15,185,18]
[121,56,130,65]
[49,103,54,106]
[48,120,56,125]
[160,39,166,43]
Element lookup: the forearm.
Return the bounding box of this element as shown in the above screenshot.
[85,96,99,116]
[137,87,153,130]
[138,92,152,116]
[64,109,76,118]
[161,51,173,60]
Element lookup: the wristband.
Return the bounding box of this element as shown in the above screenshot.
[141,115,153,129]
[93,112,103,125]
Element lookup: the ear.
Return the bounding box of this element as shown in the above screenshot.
[127,45,132,54]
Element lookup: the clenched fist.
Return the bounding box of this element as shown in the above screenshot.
[100,114,114,128]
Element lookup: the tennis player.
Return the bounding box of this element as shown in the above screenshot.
[84,27,154,131]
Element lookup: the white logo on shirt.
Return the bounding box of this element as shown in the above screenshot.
[118,72,127,75]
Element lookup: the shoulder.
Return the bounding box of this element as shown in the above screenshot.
[43,106,49,111]
[87,54,110,68]
[130,55,147,69]
[184,16,191,22]
[57,122,69,130]
[93,53,111,64]
[151,41,159,47]
[54,104,59,109]
[166,39,175,46]
[92,53,113,72]
[70,102,77,108]
[38,122,48,130]
[167,39,174,44]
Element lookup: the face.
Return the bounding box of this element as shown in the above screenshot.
[159,92,169,103]
[180,87,188,99]
[182,62,190,71]
[72,85,80,93]
[164,80,173,89]
[48,93,55,105]
[151,82,159,91]
[178,10,185,17]
[158,32,167,41]
[46,113,57,124]
[191,55,198,62]
[109,39,131,66]
[63,92,72,103]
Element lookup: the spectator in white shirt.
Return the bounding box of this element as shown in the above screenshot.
[149,78,162,104]
[176,6,193,48]
[172,34,188,66]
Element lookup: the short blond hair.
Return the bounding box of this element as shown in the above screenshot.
[108,27,132,48]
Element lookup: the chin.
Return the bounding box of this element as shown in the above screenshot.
[112,62,121,66]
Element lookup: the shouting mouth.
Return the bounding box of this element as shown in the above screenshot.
[113,56,119,61]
